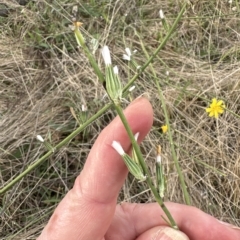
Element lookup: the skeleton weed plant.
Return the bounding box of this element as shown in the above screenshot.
[0,2,189,230]
[71,4,190,229]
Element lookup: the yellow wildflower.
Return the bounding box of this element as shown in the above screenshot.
[161,125,168,133]
[206,98,225,118]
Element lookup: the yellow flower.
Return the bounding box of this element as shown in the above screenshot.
[161,125,168,133]
[206,98,225,118]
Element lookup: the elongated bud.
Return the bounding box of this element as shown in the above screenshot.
[73,22,85,47]
[73,21,105,84]
[156,145,165,198]
[102,47,122,102]
[112,140,146,181]
[159,9,169,32]
[132,132,140,165]
[37,134,55,153]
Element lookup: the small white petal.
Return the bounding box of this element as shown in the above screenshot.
[129,85,135,92]
[166,71,169,76]
[112,141,125,155]
[101,46,112,65]
[134,132,140,141]
[113,65,118,75]
[36,135,44,143]
[159,9,164,19]
[156,154,161,163]
[125,48,132,57]
[81,104,86,112]
[123,54,131,61]
[136,65,141,69]
[133,49,137,53]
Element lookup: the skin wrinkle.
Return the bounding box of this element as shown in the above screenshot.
[152,228,175,240]
[105,203,135,240]
[154,228,170,240]
[148,227,189,240]
[120,202,138,239]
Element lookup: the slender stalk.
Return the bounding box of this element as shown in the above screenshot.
[114,103,178,229]
[133,8,191,204]
[0,3,187,195]
[74,25,105,83]
[156,80,191,205]
[123,2,187,92]
[0,104,111,195]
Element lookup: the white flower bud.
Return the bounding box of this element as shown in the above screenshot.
[123,47,132,61]
[134,132,139,141]
[129,85,135,92]
[101,46,112,65]
[125,48,131,57]
[156,155,161,163]
[81,104,87,112]
[112,141,125,156]
[36,135,44,143]
[113,66,119,75]
[159,9,164,19]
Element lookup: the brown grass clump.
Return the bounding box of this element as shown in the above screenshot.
[0,0,239,239]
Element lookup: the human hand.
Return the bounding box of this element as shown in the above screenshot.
[37,97,240,240]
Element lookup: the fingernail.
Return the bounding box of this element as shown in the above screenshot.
[154,227,189,240]
[218,220,240,230]
[135,93,150,100]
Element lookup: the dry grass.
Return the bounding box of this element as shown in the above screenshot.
[0,0,240,239]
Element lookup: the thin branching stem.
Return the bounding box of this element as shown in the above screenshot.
[155,80,191,205]
[131,4,191,205]
[123,2,187,92]
[114,103,178,229]
[0,104,111,195]
[0,3,187,195]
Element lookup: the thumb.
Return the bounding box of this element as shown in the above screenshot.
[136,226,189,240]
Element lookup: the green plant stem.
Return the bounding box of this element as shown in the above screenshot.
[0,3,187,195]
[156,81,191,205]
[123,2,187,92]
[114,103,178,229]
[74,26,105,83]
[132,4,191,205]
[0,104,111,195]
